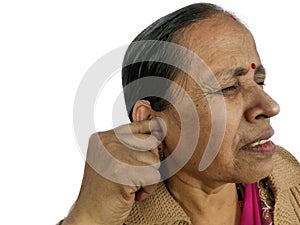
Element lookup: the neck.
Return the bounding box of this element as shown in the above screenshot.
[166,172,241,225]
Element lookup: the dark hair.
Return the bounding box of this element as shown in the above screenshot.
[122,3,227,121]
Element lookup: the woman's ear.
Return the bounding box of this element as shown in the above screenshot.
[132,100,153,122]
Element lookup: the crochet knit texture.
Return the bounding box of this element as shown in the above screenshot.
[125,146,300,225]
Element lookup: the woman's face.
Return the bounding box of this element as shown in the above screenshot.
[159,15,280,186]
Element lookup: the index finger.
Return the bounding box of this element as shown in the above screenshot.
[115,117,166,141]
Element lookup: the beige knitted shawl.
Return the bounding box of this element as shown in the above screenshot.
[125,146,300,225]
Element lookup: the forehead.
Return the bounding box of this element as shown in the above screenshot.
[178,15,259,73]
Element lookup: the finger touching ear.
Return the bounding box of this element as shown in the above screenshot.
[132,100,153,122]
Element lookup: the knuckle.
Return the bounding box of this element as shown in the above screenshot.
[88,132,100,145]
[128,123,136,133]
[152,155,161,164]
[89,131,115,146]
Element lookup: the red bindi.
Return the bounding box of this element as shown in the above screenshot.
[251,63,256,69]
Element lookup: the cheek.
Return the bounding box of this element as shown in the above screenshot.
[223,97,244,148]
[160,108,181,155]
[205,99,244,167]
[161,97,212,166]
[163,94,208,149]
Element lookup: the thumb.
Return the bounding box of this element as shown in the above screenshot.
[135,184,158,201]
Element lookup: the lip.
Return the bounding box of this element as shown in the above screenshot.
[240,129,276,155]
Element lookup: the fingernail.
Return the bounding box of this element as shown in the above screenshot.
[150,117,167,141]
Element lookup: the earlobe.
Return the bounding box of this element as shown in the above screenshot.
[132,100,153,122]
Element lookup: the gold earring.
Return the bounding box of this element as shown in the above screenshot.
[158,143,165,160]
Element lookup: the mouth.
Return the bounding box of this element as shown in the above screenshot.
[240,130,276,155]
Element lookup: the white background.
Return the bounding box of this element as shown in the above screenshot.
[0,1,299,224]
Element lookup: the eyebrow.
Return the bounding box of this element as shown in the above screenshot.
[215,64,266,78]
[254,65,266,75]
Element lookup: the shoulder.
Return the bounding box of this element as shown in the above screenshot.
[274,145,299,166]
[269,146,300,223]
[124,182,191,225]
[271,145,300,189]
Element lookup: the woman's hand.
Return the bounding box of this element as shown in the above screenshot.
[62,118,164,225]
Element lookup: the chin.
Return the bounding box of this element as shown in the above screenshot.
[242,158,275,183]
[230,154,275,184]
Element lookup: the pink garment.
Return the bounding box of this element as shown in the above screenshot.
[239,183,262,225]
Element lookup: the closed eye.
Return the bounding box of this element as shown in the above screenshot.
[218,84,239,94]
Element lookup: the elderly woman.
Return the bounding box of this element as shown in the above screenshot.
[60,3,300,225]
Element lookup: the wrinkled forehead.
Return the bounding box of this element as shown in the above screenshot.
[172,14,259,85]
[177,14,253,50]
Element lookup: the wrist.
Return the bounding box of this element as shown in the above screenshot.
[61,206,124,225]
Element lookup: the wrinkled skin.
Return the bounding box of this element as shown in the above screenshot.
[62,14,280,225]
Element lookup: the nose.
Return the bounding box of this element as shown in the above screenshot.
[244,86,280,123]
